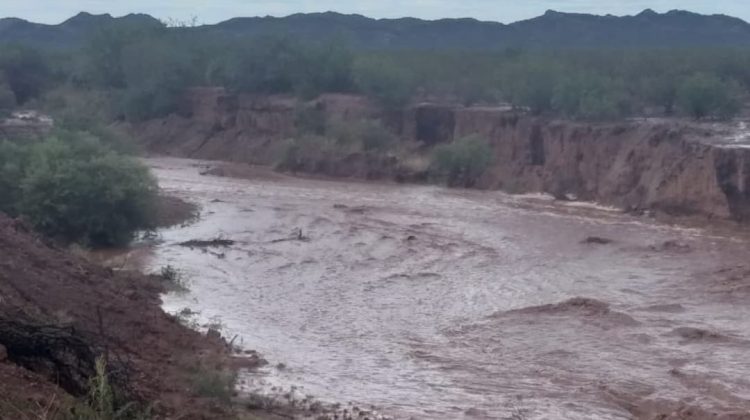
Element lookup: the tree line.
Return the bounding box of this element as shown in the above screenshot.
[0,20,748,121]
[1,21,749,246]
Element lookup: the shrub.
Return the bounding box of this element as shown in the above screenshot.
[677,73,741,119]
[18,132,157,246]
[430,135,494,187]
[505,60,562,114]
[191,367,237,404]
[276,135,334,170]
[294,105,327,136]
[0,140,29,216]
[353,56,415,109]
[0,83,16,114]
[552,74,628,120]
[69,357,145,420]
[159,265,189,291]
[327,119,396,152]
[0,45,52,104]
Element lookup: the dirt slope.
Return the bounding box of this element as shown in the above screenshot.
[0,214,235,419]
[130,88,750,223]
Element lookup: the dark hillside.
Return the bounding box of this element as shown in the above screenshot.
[2,9,749,50]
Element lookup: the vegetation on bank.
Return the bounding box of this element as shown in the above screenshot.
[0,19,748,244]
[0,130,157,247]
[430,135,494,187]
[0,19,749,123]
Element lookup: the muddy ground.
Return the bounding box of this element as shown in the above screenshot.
[0,213,275,419]
[125,158,750,420]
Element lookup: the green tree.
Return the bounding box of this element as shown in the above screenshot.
[0,141,29,215]
[20,132,157,246]
[504,60,562,115]
[0,83,16,115]
[353,56,415,109]
[82,21,164,88]
[0,45,52,104]
[118,37,195,121]
[430,135,494,187]
[552,73,627,120]
[677,73,740,119]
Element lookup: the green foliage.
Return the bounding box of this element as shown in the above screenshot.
[219,36,354,98]
[82,22,164,88]
[276,134,335,170]
[191,367,237,404]
[9,27,750,123]
[294,105,327,136]
[159,265,189,291]
[0,141,29,215]
[677,73,740,119]
[0,131,157,246]
[552,74,628,120]
[328,119,396,152]
[505,60,562,114]
[0,83,17,113]
[0,44,52,104]
[79,23,195,121]
[68,357,149,420]
[430,135,494,187]
[352,56,415,109]
[118,38,196,121]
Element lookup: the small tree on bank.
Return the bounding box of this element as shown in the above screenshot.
[677,73,740,120]
[0,131,158,247]
[430,135,494,187]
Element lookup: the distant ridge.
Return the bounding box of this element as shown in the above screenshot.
[1,9,749,49]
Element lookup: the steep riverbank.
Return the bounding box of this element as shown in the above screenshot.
[130,88,750,224]
[0,213,267,419]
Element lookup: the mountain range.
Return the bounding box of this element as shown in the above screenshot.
[1,9,749,50]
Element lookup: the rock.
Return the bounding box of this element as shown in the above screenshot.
[0,344,7,362]
[206,328,222,341]
[581,236,614,245]
[652,240,692,253]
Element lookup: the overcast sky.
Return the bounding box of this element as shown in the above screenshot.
[2,0,749,24]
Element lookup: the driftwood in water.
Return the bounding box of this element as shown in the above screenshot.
[178,238,235,248]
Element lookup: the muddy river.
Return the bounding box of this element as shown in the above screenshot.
[134,158,750,419]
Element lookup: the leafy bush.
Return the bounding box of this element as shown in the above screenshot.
[191,367,237,404]
[677,73,741,119]
[430,135,494,187]
[159,265,189,291]
[294,105,327,136]
[219,36,353,98]
[276,135,334,170]
[328,119,396,152]
[353,56,416,109]
[0,141,29,215]
[0,131,158,246]
[68,357,149,420]
[0,45,52,104]
[0,83,16,113]
[552,74,628,120]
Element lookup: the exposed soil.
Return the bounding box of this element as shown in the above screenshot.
[0,214,256,419]
[129,90,750,224]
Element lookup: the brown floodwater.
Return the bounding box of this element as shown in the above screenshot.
[134,158,750,419]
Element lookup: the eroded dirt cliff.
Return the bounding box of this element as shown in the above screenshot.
[0,215,237,419]
[130,87,750,222]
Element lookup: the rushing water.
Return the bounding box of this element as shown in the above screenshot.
[135,158,750,419]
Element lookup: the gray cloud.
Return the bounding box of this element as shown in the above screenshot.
[1,0,748,24]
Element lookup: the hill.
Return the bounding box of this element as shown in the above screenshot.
[1,9,750,50]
